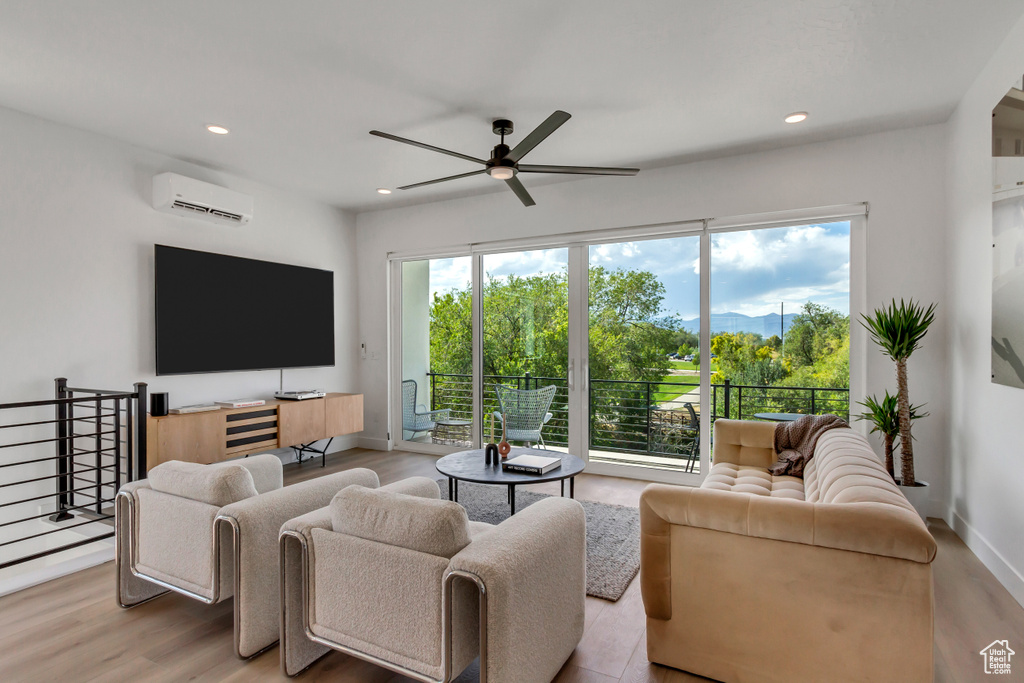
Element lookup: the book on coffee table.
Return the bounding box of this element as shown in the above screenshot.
[502,454,562,475]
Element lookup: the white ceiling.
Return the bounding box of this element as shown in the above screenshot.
[1,1,1022,212]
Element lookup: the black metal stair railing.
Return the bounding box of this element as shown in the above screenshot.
[0,378,147,570]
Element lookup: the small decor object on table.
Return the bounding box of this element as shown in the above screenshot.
[498,418,511,458]
[484,443,498,465]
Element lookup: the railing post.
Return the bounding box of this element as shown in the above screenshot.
[113,398,121,506]
[94,395,102,514]
[134,382,147,478]
[126,390,134,483]
[723,379,731,420]
[810,387,816,415]
[51,378,73,522]
[430,373,436,412]
[646,381,652,454]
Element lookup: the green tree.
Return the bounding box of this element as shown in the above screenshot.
[785,302,847,369]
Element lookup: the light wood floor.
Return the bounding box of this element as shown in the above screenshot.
[0,448,1021,682]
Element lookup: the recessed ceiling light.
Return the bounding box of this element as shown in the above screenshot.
[376,188,392,195]
[206,125,230,135]
[784,112,808,124]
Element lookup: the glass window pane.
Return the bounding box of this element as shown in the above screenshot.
[481,249,569,448]
[709,221,851,421]
[401,257,472,446]
[588,236,702,473]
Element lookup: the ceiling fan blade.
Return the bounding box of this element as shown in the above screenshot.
[518,164,639,176]
[398,169,487,191]
[505,110,571,163]
[369,130,487,165]
[505,175,536,207]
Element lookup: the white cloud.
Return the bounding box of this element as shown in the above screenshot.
[428,256,471,298]
[420,222,850,319]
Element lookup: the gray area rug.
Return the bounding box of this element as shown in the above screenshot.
[437,478,640,601]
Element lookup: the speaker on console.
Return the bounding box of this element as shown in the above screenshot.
[151,392,169,417]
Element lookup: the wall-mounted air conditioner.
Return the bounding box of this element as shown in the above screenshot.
[152,172,253,226]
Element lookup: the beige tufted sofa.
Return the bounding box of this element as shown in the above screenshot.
[640,419,936,683]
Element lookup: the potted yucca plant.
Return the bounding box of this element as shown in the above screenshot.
[860,299,936,513]
[855,391,927,479]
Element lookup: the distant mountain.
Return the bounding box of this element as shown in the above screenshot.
[679,312,799,338]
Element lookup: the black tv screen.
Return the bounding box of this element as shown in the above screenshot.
[155,245,335,375]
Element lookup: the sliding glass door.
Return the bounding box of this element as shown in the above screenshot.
[586,236,704,474]
[391,212,856,483]
[480,248,570,448]
[398,256,473,450]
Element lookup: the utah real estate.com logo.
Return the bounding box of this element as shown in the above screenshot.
[980,640,1015,675]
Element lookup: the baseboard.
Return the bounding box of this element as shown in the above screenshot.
[357,436,390,451]
[948,507,1024,609]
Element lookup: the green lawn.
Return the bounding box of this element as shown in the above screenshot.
[667,360,718,372]
[653,374,699,403]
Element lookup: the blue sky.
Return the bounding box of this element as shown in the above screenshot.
[427,221,850,321]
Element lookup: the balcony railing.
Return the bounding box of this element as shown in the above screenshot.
[426,372,850,465]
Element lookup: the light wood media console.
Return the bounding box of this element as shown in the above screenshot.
[145,393,363,470]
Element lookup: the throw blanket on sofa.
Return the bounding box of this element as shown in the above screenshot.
[768,414,848,477]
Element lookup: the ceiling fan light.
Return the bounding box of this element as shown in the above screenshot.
[489,166,515,180]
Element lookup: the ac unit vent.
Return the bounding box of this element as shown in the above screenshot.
[172,200,211,215]
[208,209,244,222]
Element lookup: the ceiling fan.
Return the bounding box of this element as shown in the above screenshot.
[370,110,639,207]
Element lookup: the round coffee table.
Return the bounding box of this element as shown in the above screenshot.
[436,447,585,515]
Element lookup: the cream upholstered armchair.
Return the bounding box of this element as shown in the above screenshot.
[279,477,586,682]
[115,454,380,659]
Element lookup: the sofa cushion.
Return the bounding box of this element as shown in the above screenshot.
[147,460,258,507]
[331,485,472,558]
[803,429,916,513]
[703,463,805,500]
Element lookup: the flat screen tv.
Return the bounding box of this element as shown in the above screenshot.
[155,245,335,375]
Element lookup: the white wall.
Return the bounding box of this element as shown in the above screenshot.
[0,104,360,453]
[355,124,951,510]
[946,15,1024,607]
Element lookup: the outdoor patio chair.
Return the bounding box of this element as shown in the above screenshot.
[402,379,449,438]
[493,384,556,446]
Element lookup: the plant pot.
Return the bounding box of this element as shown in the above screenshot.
[895,479,929,521]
